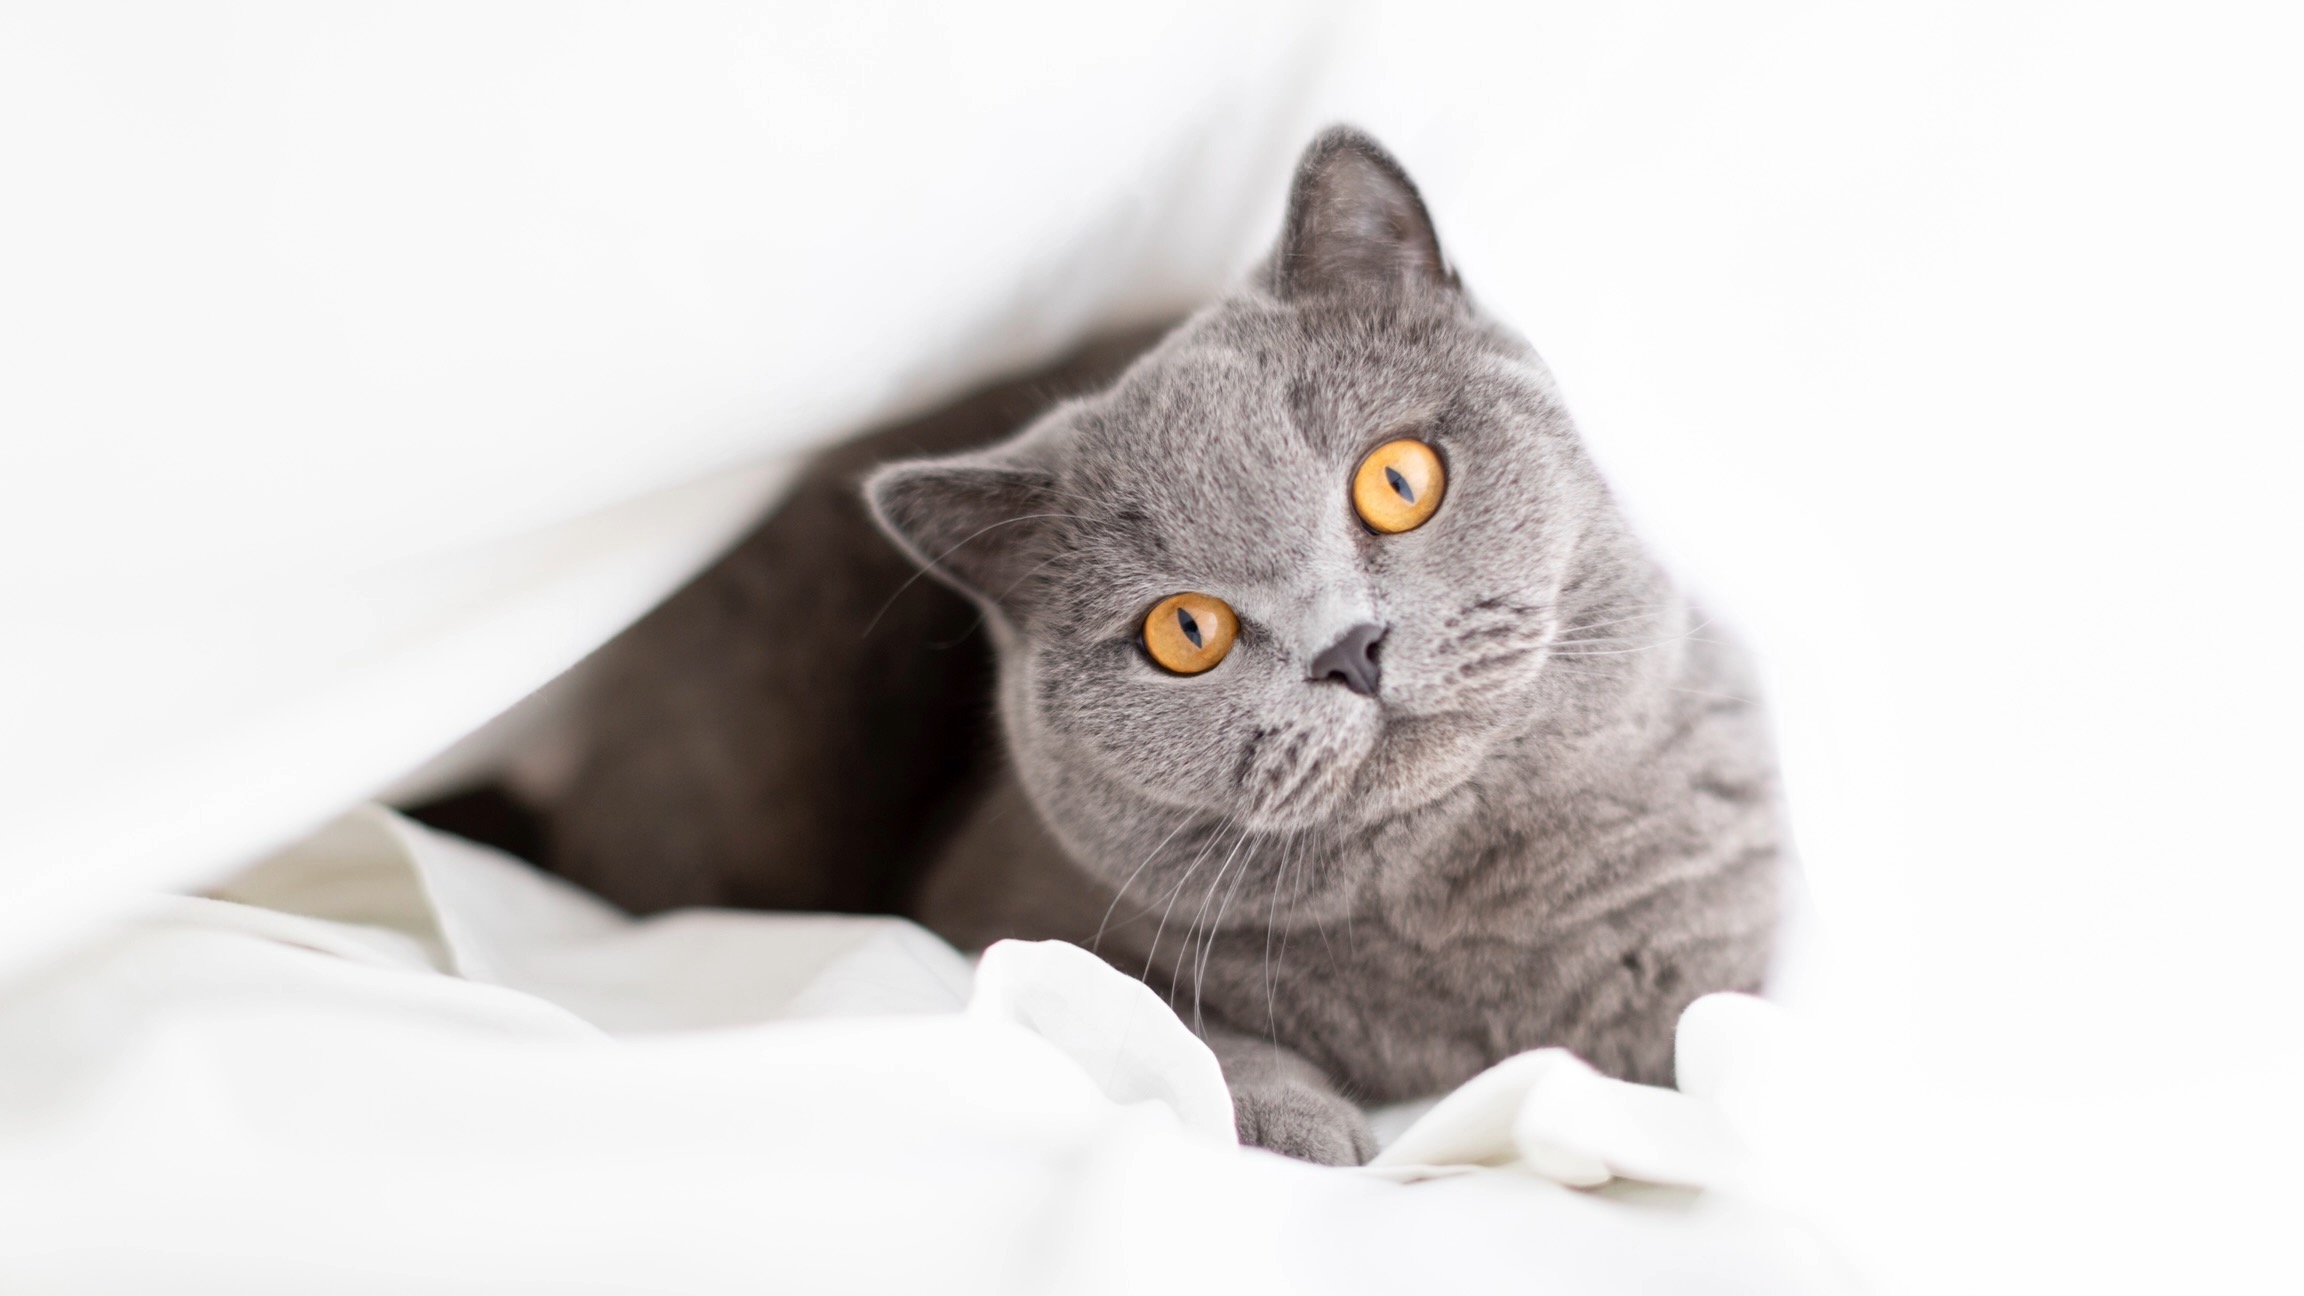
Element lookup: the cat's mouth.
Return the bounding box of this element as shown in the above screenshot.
[1342,708,1495,821]
[1225,706,1493,831]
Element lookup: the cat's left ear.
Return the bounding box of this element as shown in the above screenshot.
[865,453,1063,610]
[1269,126,1457,302]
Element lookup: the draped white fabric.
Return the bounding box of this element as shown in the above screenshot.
[0,0,1336,973]
[0,806,1849,1293]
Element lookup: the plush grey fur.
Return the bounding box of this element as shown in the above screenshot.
[545,128,1782,1165]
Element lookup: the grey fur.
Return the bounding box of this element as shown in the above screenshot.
[547,128,1783,1165]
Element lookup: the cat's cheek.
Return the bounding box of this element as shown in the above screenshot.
[1041,687,1255,807]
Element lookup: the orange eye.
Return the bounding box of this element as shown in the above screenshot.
[1351,438,1445,533]
[1142,592,1238,675]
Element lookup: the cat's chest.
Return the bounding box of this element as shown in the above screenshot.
[1194,808,1668,1099]
[1366,787,1636,946]
[1211,905,1617,1101]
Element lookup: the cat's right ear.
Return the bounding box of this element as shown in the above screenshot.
[865,455,1063,609]
[1269,126,1456,302]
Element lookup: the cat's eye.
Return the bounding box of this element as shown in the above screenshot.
[1142,592,1238,675]
[1351,438,1445,534]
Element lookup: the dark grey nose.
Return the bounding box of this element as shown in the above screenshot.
[1309,623,1385,697]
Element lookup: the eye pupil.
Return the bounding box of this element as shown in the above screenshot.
[1176,607,1202,648]
[1385,465,1415,503]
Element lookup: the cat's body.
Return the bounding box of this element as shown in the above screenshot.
[539,130,1783,1164]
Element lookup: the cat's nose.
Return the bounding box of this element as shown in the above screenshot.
[1309,622,1385,697]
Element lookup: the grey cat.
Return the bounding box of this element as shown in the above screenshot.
[541,128,1783,1165]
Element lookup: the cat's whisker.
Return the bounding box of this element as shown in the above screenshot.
[1141,812,1234,989]
[1307,880,1340,975]
[1195,828,1261,1035]
[1261,827,1298,1048]
[1550,607,1672,639]
[1171,868,1219,1007]
[930,546,1081,648]
[1009,481,1105,509]
[860,511,1092,640]
[1092,812,1193,953]
[1547,615,1718,657]
[1550,626,1645,642]
[1173,823,1253,1014]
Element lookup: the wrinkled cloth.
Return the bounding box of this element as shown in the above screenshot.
[0,806,1853,1294]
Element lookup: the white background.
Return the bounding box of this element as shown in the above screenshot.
[1342,7,2302,1286]
[3,3,2299,1291]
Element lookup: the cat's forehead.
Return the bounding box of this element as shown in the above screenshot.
[1044,303,1494,589]
[1074,309,1472,485]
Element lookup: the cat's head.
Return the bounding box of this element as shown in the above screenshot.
[869,128,1658,902]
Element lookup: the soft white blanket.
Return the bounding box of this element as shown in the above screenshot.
[0,806,1853,1293]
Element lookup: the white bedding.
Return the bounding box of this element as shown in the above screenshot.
[0,806,1853,1294]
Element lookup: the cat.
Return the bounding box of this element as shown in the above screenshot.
[536,127,1784,1165]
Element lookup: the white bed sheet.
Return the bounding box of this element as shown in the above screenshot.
[0,806,1856,1294]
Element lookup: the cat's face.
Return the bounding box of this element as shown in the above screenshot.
[873,129,1641,904]
[1007,302,1600,833]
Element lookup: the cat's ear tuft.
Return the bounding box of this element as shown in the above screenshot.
[865,455,1062,608]
[1270,126,1454,302]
